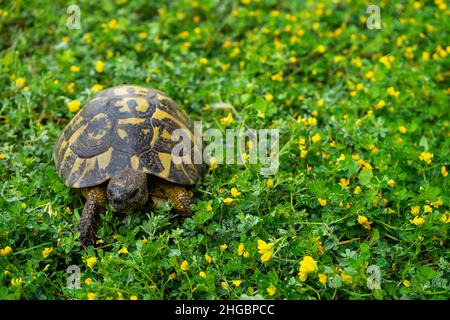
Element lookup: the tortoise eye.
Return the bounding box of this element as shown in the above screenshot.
[130,189,139,198]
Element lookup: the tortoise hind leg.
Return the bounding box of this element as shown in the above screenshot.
[149,179,193,219]
[78,186,106,247]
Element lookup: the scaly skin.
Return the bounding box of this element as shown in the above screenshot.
[149,178,193,219]
[78,186,106,247]
[77,176,192,248]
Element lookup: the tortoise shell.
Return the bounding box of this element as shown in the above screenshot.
[54,85,202,188]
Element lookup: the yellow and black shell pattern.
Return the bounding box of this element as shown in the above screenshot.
[54,85,203,188]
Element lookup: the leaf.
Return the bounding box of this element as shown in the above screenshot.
[419,136,428,151]
[1,50,14,66]
[250,96,267,112]
[418,266,437,281]
[359,169,373,186]
[368,229,380,246]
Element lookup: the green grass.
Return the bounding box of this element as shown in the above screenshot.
[0,0,449,300]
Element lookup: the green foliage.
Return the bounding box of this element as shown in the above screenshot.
[0,0,449,300]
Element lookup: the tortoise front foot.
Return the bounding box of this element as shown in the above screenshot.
[78,187,106,248]
[150,180,193,220]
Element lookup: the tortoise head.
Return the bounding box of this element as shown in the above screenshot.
[106,169,148,213]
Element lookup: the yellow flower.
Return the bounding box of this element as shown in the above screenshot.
[439,214,448,223]
[266,284,276,296]
[230,47,241,58]
[232,280,242,287]
[339,178,350,188]
[231,187,241,197]
[357,215,372,230]
[318,273,327,285]
[271,72,283,81]
[118,247,129,255]
[432,199,443,208]
[316,99,324,107]
[92,84,104,93]
[341,272,353,283]
[95,60,105,73]
[311,133,321,143]
[87,292,97,300]
[0,153,5,160]
[220,244,228,251]
[419,152,433,164]
[365,71,375,80]
[317,45,326,53]
[134,43,143,52]
[91,84,103,93]
[85,257,97,268]
[70,65,80,72]
[318,198,327,206]
[299,256,317,281]
[205,252,212,263]
[398,126,407,134]
[379,56,394,69]
[108,19,117,29]
[0,246,12,256]
[223,198,233,205]
[15,77,26,86]
[206,203,213,212]
[67,82,76,93]
[199,271,206,278]
[61,36,70,43]
[220,112,233,126]
[264,93,273,102]
[307,117,317,126]
[410,216,425,226]
[178,31,190,38]
[199,58,208,65]
[67,100,81,113]
[423,205,433,213]
[257,240,273,262]
[410,206,420,215]
[139,32,148,39]
[387,87,400,98]
[209,157,218,169]
[441,166,448,177]
[11,278,25,286]
[180,260,189,271]
[237,243,249,258]
[354,186,362,195]
[130,295,138,300]
[357,216,367,224]
[83,33,92,43]
[402,279,411,287]
[266,178,273,188]
[42,247,53,259]
[375,100,386,110]
[85,278,92,285]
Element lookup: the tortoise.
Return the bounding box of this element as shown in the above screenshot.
[54,85,203,246]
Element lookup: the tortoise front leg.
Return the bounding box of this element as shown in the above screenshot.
[150,180,193,219]
[78,186,106,247]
